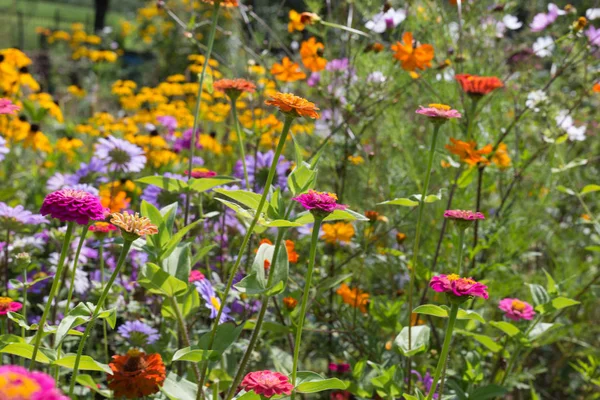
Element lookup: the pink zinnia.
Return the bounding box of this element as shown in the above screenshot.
[0,297,22,315]
[189,270,205,283]
[443,209,485,221]
[40,189,107,225]
[498,298,535,321]
[0,365,69,399]
[429,274,489,299]
[0,98,20,115]
[293,190,347,215]
[329,362,351,373]
[241,370,294,398]
[185,168,217,179]
[416,104,462,120]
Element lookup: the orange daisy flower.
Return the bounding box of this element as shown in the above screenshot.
[283,296,298,310]
[200,0,238,7]
[455,74,504,96]
[288,10,305,32]
[285,240,299,263]
[270,57,307,82]
[391,32,434,71]
[491,143,511,169]
[107,349,166,399]
[265,92,320,119]
[336,283,369,313]
[300,37,327,72]
[213,78,256,98]
[593,83,600,93]
[445,138,492,166]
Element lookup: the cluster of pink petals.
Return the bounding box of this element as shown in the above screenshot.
[293,190,347,214]
[185,168,217,179]
[498,298,536,321]
[429,274,489,299]
[40,189,107,225]
[0,365,69,399]
[530,3,564,32]
[241,370,294,398]
[0,98,20,115]
[415,105,462,119]
[329,362,351,373]
[0,298,22,315]
[188,270,205,282]
[443,209,485,221]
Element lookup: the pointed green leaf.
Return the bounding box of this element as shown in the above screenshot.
[489,321,521,337]
[378,198,419,207]
[0,343,52,363]
[394,325,430,356]
[54,355,112,374]
[413,304,448,318]
[138,263,188,297]
[295,371,347,393]
[137,176,188,192]
[580,184,600,195]
[189,176,238,193]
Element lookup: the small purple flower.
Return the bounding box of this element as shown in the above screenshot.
[0,136,8,162]
[0,202,48,230]
[585,26,600,47]
[173,129,202,152]
[140,173,186,208]
[326,58,350,72]
[95,136,146,173]
[233,150,290,191]
[411,370,437,399]
[157,115,178,131]
[530,3,565,32]
[195,279,231,324]
[307,72,321,87]
[40,189,106,225]
[118,320,160,346]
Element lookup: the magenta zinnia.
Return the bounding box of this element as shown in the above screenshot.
[0,297,22,315]
[0,365,68,399]
[429,274,489,300]
[498,298,535,321]
[293,190,347,215]
[240,370,294,398]
[443,210,485,221]
[416,104,462,120]
[40,189,106,225]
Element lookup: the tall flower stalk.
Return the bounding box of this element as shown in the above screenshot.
[64,225,90,314]
[426,302,458,400]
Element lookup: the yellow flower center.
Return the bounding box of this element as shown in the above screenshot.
[511,300,526,311]
[210,296,221,312]
[0,297,13,310]
[446,274,460,282]
[127,348,143,358]
[428,103,451,111]
[0,373,42,398]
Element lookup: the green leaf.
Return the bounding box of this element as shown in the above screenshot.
[288,163,317,195]
[234,392,261,400]
[580,184,600,195]
[235,241,289,296]
[315,273,353,297]
[76,374,112,397]
[161,372,198,400]
[195,323,244,358]
[295,371,347,393]
[189,176,238,193]
[535,297,580,315]
[54,355,112,374]
[528,323,561,340]
[529,284,551,306]
[394,325,430,356]
[163,243,192,282]
[160,203,178,236]
[172,347,216,362]
[470,384,508,400]
[162,287,200,319]
[293,208,369,224]
[141,200,168,249]
[214,189,264,213]
[192,243,218,266]
[0,343,52,363]
[403,395,419,400]
[457,167,476,188]
[138,263,188,297]
[455,330,502,352]
[378,198,419,207]
[489,321,521,337]
[456,309,486,324]
[556,185,576,195]
[137,176,188,192]
[543,269,558,296]
[413,304,448,318]
[162,219,202,262]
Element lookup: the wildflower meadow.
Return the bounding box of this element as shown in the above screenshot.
[0,0,599,399]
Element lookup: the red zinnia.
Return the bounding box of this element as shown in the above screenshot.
[241,370,294,398]
[455,74,504,95]
[107,349,166,399]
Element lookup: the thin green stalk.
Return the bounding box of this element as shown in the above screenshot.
[21,268,27,340]
[500,315,541,387]
[466,97,479,140]
[457,228,466,276]
[98,238,109,364]
[291,217,323,397]
[64,225,90,314]
[406,124,440,391]
[171,296,202,384]
[231,99,250,189]
[426,302,459,400]
[225,229,286,400]
[68,240,133,396]
[183,0,221,225]
[197,116,294,397]
[30,221,75,370]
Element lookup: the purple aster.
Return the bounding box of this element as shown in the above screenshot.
[173,129,203,152]
[140,173,186,208]
[95,135,146,173]
[411,370,437,399]
[47,172,78,192]
[195,279,231,324]
[118,320,160,346]
[73,158,108,185]
[326,58,350,72]
[233,150,290,191]
[157,115,178,132]
[0,202,48,231]
[586,26,600,47]
[0,136,8,162]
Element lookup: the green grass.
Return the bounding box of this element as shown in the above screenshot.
[0,0,120,50]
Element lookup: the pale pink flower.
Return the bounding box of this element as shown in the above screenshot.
[444,209,485,221]
[0,99,20,115]
[499,298,536,321]
[416,104,462,120]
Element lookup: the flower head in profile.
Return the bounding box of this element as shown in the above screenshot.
[444,210,485,221]
[499,298,536,321]
[416,104,462,121]
[0,365,68,399]
[118,321,160,347]
[337,283,369,313]
[189,270,205,283]
[0,98,20,115]
[213,78,256,99]
[0,297,22,315]
[107,349,166,399]
[110,212,158,240]
[95,136,146,173]
[429,274,489,301]
[40,189,106,225]
[89,221,117,237]
[265,92,320,119]
[329,362,351,373]
[446,138,493,166]
[455,74,504,96]
[270,58,307,82]
[185,168,218,179]
[293,190,346,216]
[391,32,434,71]
[0,202,48,231]
[283,296,298,310]
[241,370,294,398]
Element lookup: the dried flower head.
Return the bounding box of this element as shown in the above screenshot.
[110,212,158,240]
[265,92,320,119]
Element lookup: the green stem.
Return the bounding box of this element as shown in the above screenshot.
[231,99,250,189]
[171,296,202,385]
[29,221,75,370]
[407,124,440,391]
[68,240,133,396]
[183,0,221,225]
[500,315,541,386]
[98,239,109,364]
[291,217,323,396]
[466,96,479,140]
[196,115,294,397]
[426,302,459,400]
[225,229,286,400]
[457,228,465,276]
[64,225,90,315]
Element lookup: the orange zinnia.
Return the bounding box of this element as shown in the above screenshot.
[213,78,256,98]
[593,83,600,93]
[336,283,369,313]
[491,142,511,169]
[270,57,307,82]
[201,0,238,7]
[107,349,166,399]
[265,92,320,119]
[288,10,305,32]
[391,32,434,71]
[446,138,492,166]
[300,37,327,72]
[285,240,299,263]
[455,74,504,95]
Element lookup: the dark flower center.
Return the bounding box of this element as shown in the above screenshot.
[108,148,132,165]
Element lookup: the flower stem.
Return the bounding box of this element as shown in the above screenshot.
[4,228,9,296]
[426,302,459,400]
[170,296,202,384]
[183,0,221,226]
[231,99,250,189]
[21,268,27,340]
[196,115,294,397]
[68,240,133,396]
[64,225,90,314]
[99,238,109,364]
[406,124,440,391]
[29,221,75,370]
[457,228,466,276]
[291,217,323,397]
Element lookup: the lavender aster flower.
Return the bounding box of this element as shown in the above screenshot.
[586,26,600,47]
[140,173,186,208]
[195,279,231,324]
[173,129,202,152]
[95,136,146,173]
[233,150,290,190]
[0,136,8,162]
[118,320,160,346]
[0,202,48,231]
